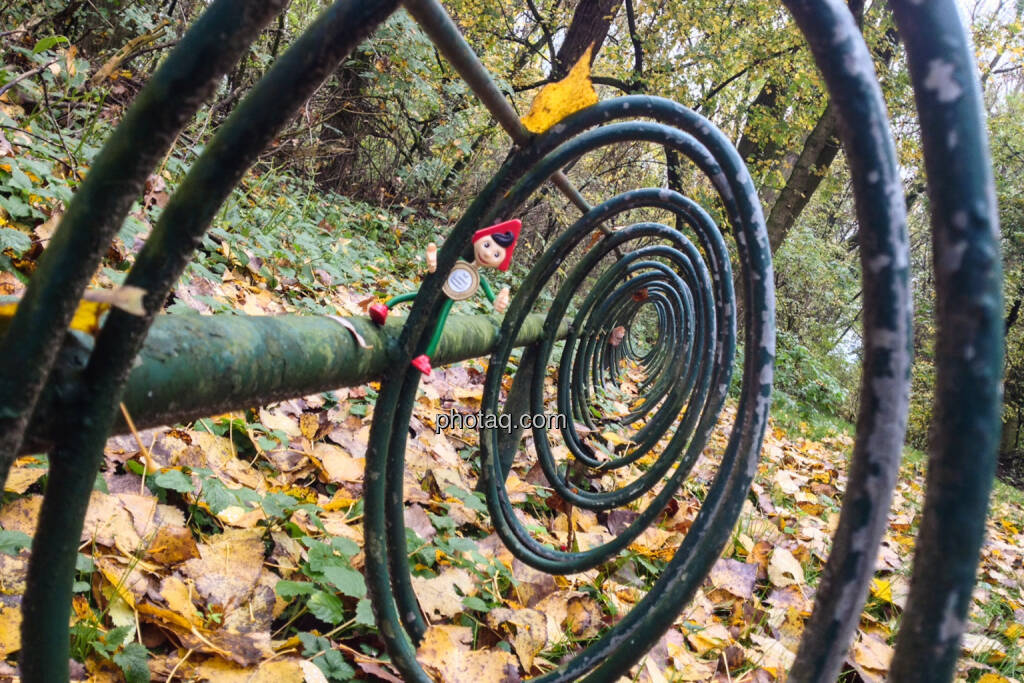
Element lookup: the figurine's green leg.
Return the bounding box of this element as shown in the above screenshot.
[386,291,418,309]
[425,298,455,357]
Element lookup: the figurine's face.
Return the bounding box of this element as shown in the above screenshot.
[474,237,507,269]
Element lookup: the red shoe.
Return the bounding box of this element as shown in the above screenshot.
[411,354,432,376]
[369,303,389,325]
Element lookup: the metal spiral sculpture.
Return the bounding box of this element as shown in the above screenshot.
[0,0,1001,681]
[365,97,773,682]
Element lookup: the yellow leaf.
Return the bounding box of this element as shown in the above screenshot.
[521,45,598,133]
[0,286,147,336]
[977,674,1012,683]
[601,430,632,447]
[0,604,21,657]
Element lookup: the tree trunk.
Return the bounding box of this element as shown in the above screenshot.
[551,0,623,79]
[315,51,372,195]
[764,102,840,253]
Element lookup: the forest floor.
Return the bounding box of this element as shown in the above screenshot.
[0,247,1022,683]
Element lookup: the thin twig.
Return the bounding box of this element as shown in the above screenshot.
[40,78,79,177]
[0,59,58,98]
[119,402,157,494]
[164,647,194,682]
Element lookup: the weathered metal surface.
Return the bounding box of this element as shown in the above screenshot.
[0,0,288,482]
[363,96,775,682]
[888,1,1003,680]
[784,1,912,680]
[0,0,1002,680]
[19,312,562,452]
[14,0,402,679]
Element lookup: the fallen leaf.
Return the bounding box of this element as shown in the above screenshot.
[412,568,476,620]
[709,558,757,600]
[145,524,200,566]
[521,45,598,133]
[0,604,21,656]
[962,632,1007,664]
[311,443,364,484]
[686,621,731,656]
[767,547,805,588]
[869,575,909,609]
[487,607,548,670]
[847,632,893,682]
[193,656,305,682]
[183,527,264,609]
[3,458,45,494]
[416,625,521,683]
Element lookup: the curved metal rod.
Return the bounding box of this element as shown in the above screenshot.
[888,1,1003,679]
[18,1,400,679]
[782,1,912,679]
[364,95,774,682]
[0,0,287,481]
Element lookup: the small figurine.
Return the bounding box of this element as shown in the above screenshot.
[609,325,626,347]
[368,219,521,375]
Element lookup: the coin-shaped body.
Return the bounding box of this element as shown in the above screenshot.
[442,261,480,301]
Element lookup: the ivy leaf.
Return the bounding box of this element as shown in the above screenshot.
[113,642,150,683]
[0,529,31,556]
[275,580,316,598]
[152,469,193,494]
[322,565,366,599]
[307,590,346,625]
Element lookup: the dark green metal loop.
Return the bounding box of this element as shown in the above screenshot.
[364,96,774,682]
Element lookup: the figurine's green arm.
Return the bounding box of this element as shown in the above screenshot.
[479,274,496,303]
[385,291,418,309]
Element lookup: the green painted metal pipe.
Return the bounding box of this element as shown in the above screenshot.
[20,312,564,453]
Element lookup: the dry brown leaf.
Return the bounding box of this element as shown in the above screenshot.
[746,633,795,676]
[962,632,1008,664]
[82,492,142,554]
[487,607,548,670]
[258,408,302,439]
[193,656,305,682]
[416,625,521,683]
[509,558,557,607]
[159,575,202,627]
[145,524,200,566]
[299,659,330,683]
[709,558,758,600]
[311,442,364,484]
[686,621,731,656]
[767,547,805,588]
[664,638,717,681]
[847,632,893,681]
[299,412,321,441]
[3,459,45,494]
[183,527,264,609]
[412,567,476,620]
[0,494,41,535]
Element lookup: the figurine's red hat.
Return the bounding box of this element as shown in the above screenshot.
[472,219,521,271]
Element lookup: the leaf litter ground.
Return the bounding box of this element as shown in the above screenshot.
[0,249,1022,683]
